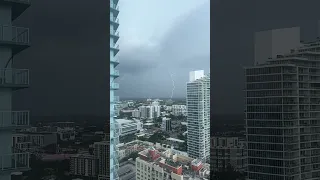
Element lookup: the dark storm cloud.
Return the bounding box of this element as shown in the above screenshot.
[118,47,160,75]
[117,2,210,98]
[12,0,320,116]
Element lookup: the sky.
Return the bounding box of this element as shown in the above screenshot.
[10,0,320,116]
[116,0,210,98]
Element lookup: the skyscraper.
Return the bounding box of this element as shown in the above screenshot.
[245,27,320,179]
[110,0,120,179]
[0,1,31,180]
[95,141,110,179]
[187,70,210,162]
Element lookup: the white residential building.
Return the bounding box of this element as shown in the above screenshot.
[132,109,140,118]
[154,105,161,118]
[139,105,160,119]
[211,137,247,172]
[172,105,187,116]
[187,70,210,163]
[70,154,97,178]
[116,119,143,136]
[0,1,31,179]
[151,100,160,106]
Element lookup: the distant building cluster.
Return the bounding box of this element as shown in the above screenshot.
[133,105,161,119]
[171,105,187,116]
[117,140,154,160]
[70,141,110,179]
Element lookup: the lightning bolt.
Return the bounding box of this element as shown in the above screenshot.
[170,73,175,99]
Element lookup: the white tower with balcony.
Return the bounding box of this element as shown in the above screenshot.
[109,0,120,180]
[0,0,31,179]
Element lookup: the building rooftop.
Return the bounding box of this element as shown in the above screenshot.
[137,147,210,179]
[116,118,134,124]
[167,138,185,143]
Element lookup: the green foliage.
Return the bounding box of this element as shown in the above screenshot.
[213,164,246,180]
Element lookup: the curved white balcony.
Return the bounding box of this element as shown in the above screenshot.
[0,69,29,90]
[0,153,30,173]
[0,25,30,54]
[0,111,29,130]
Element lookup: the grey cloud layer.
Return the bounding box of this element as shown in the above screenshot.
[117,2,210,98]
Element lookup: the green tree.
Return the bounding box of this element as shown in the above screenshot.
[214,164,245,180]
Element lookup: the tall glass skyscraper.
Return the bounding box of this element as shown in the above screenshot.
[110,0,120,179]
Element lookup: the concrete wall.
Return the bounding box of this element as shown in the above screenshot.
[254,27,301,65]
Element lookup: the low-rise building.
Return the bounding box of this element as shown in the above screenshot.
[211,136,247,172]
[116,118,143,136]
[136,147,210,180]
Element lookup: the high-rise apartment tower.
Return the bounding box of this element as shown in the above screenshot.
[245,27,320,180]
[0,0,31,180]
[110,0,120,179]
[187,70,210,162]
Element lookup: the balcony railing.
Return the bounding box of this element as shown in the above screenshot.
[111,44,119,50]
[110,83,119,90]
[110,57,119,64]
[0,111,29,129]
[0,25,29,44]
[110,17,119,24]
[0,69,29,87]
[111,96,119,104]
[113,96,119,103]
[110,30,119,37]
[0,153,30,171]
[110,3,119,11]
[111,70,119,77]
